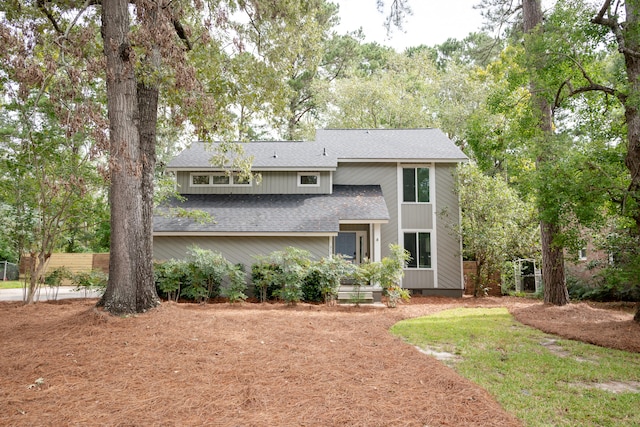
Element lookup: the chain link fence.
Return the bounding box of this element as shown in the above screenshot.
[1,261,19,281]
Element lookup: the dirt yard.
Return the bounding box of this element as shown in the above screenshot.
[1,296,638,426]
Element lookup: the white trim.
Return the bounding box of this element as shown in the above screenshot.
[153,231,336,237]
[297,172,321,187]
[373,223,382,263]
[430,164,438,288]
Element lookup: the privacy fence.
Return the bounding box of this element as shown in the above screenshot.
[19,253,109,277]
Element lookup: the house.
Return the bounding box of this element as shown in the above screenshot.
[153,129,468,297]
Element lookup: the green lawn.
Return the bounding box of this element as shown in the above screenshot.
[0,280,22,289]
[391,307,640,427]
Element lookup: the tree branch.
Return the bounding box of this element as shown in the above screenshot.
[592,0,640,59]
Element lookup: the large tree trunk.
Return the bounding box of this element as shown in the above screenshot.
[99,0,157,314]
[523,0,569,306]
[622,1,640,232]
[136,82,160,310]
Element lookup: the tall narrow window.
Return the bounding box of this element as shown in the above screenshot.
[402,167,430,202]
[404,232,431,268]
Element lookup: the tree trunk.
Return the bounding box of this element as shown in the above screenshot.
[136,82,160,310]
[99,0,152,314]
[622,0,640,233]
[540,221,569,304]
[523,0,569,306]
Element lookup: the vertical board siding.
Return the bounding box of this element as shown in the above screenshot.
[435,164,463,290]
[176,171,331,195]
[332,162,398,258]
[401,204,433,229]
[403,269,435,289]
[153,235,330,269]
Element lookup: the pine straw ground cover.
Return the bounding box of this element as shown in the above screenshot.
[0,296,638,426]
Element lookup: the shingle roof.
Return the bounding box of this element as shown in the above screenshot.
[315,128,468,161]
[167,141,337,170]
[166,128,467,170]
[154,185,390,234]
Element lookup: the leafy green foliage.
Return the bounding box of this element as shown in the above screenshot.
[305,255,357,304]
[221,264,248,303]
[186,246,230,301]
[71,270,108,294]
[455,163,539,296]
[154,259,191,302]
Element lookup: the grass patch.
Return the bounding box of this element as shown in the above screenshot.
[391,307,640,427]
[0,280,22,289]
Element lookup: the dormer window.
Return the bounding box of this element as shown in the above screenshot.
[190,172,251,187]
[298,172,320,187]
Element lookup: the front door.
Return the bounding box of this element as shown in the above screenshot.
[335,231,368,264]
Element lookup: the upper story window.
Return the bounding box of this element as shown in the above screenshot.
[403,167,430,203]
[190,172,251,187]
[298,172,320,187]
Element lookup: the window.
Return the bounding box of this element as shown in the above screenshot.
[191,174,210,186]
[211,174,230,185]
[404,232,431,268]
[403,167,429,202]
[190,172,251,187]
[579,247,587,261]
[298,172,320,187]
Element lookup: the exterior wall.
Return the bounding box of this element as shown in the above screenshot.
[434,164,463,291]
[153,235,331,269]
[401,204,433,229]
[332,162,398,258]
[176,171,331,195]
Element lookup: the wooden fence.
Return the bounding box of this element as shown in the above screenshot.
[20,253,109,276]
[463,261,502,297]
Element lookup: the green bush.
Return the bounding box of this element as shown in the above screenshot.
[154,259,191,302]
[72,270,107,294]
[251,258,282,302]
[185,246,229,301]
[250,247,312,304]
[44,267,73,287]
[221,264,248,303]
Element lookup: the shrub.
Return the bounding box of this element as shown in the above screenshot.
[304,255,356,304]
[186,246,230,301]
[251,258,281,302]
[72,270,108,294]
[44,267,73,287]
[251,247,312,305]
[154,259,191,302]
[222,264,248,303]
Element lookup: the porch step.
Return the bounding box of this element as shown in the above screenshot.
[337,285,375,304]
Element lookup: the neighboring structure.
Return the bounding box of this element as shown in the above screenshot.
[153,129,468,297]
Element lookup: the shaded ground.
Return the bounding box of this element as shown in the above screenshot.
[0,296,638,426]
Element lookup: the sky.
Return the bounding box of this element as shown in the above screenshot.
[335,0,486,51]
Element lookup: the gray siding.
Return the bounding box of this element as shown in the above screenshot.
[153,235,330,268]
[401,204,433,229]
[176,171,331,195]
[332,162,398,258]
[435,164,463,290]
[403,269,435,289]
